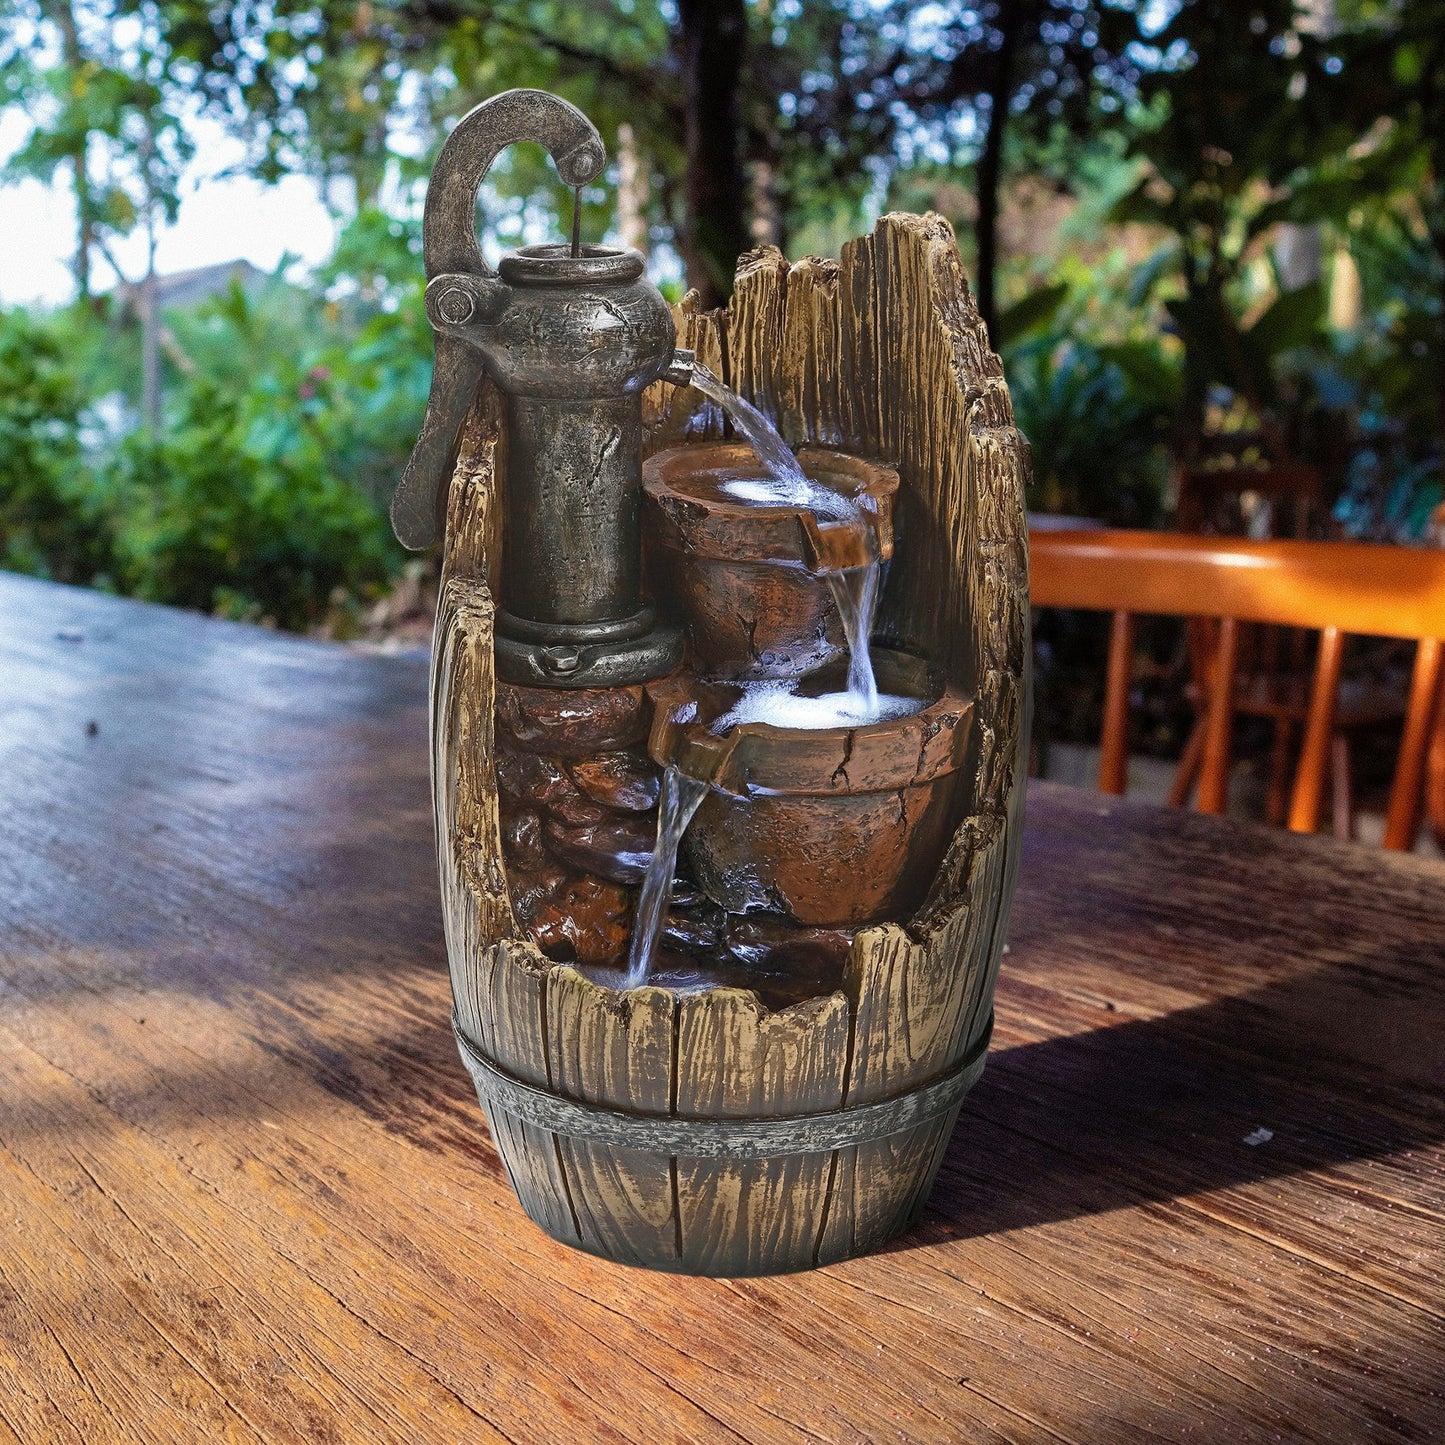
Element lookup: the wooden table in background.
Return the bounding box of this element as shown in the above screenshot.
[1,571,1442,1443]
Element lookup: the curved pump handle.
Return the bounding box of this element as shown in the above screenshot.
[391,90,607,550]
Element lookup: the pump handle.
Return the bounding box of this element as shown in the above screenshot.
[392,90,607,549]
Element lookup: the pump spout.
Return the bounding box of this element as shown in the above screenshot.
[663,348,697,388]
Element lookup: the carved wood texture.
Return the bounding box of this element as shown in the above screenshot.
[433,213,1032,1274]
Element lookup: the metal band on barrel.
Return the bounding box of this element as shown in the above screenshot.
[452,1010,991,1159]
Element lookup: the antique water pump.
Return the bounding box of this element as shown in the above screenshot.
[392,88,690,687]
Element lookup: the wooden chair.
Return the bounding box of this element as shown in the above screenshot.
[1431,705,1445,850]
[1176,459,1325,539]
[1171,461,1401,836]
[1428,500,1445,850]
[1030,529,1445,850]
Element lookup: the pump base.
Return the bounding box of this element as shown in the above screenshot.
[493,619,683,688]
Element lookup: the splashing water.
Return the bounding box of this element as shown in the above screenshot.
[623,764,709,988]
[712,681,921,732]
[686,362,885,714]
[717,474,854,521]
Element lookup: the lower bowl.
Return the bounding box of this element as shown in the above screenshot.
[647,651,974,927]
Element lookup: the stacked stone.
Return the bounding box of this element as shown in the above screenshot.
[494,679,661,965]
[495,677,862,992]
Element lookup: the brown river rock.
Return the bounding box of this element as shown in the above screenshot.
[544,813,658,886]
[496,749,581,809]
[495,679,650,758]
[567,750,662,812]
[723,912,855,972]
[507,860,633,965]
[502,810,550,873]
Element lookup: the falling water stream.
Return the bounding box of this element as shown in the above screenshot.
[688,366,805,491]
[626,365,899,985]
[622,764,710,989]
[826,563,882,715]
[684,361,878,722]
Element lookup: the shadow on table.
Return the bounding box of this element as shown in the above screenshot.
[913,955,1445,1243]
[5,918,1441,1242]
[267,930,1445,1244]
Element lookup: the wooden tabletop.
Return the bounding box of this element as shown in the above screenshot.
[2,571,1442,1444]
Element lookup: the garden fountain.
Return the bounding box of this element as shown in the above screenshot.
[399,89,1031,1275]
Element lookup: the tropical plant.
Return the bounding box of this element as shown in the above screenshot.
[0,209,420,627]
[1109,0,1356,459]
[997,276,1179,524]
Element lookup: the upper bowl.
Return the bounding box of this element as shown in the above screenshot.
[643,442,900,679]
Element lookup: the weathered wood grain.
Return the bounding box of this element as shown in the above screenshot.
[1,570,1443,1438]
[545,969,678,1266]
[673,989,852,1274]
[472,940,582,1248]
[641,290,728,452]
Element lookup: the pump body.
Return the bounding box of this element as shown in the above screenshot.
[392,90,690,687]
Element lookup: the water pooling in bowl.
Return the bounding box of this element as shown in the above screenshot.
[712,678,921,732]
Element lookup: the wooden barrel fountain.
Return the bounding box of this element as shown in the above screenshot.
[432,213,1030,1274]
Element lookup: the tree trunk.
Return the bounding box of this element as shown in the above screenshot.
[675,0,749,307]
[44,0,93,299]
[73,142,94,302]
[1434,196,1445,493]
[1173,271,1212,472]
[1438,247,1445,494]
[616,122,650,255]
[141,219,161,433]
[749,159,781,249]
[975,0,1020,343]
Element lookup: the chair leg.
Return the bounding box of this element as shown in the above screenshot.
[1330,732,1354,842]
[1289,626,1344,835]
[1169,718,1205,809]
[1197,617,1239,815]
[1098,610,1134,796]
[1429,686,1445,852]
[1266,718,1294,826]
[1384,636,1443,851]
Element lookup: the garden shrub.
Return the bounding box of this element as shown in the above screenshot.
[0,307,118,585]
[106,379,398,632]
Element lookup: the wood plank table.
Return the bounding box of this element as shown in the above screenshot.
[2,571,1442,1443]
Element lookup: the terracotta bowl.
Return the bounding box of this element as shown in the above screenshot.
[642,442,900,679]
[646,651,973,928]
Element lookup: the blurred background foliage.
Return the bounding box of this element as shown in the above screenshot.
[0,207,424,627]
[0,0,1442,633]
